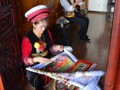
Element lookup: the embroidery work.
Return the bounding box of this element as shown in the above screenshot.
[34,41,46,52]
[34,39,48,57]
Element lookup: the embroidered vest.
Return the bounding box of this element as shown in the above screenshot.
[26,30,52,58]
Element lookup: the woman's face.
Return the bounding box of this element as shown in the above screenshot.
[33,18,48,34]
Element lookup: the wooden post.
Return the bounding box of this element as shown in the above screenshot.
[104,0,120,89]
[0,75,4,90]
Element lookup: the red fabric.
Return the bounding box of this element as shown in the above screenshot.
[47,30,58,54]
[27,8,49,23]
[47,29,54,45]
[21,37,32,65]
[31,13,49,23]
[41,75,51,85]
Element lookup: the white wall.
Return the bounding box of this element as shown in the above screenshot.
[88,0,108,12]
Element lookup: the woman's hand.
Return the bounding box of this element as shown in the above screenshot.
[73,0,82,8]
[53,45,64,52]
[76,0,82,3]
[33,56,50,64]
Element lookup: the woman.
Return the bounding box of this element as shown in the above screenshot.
[22,5,64,90]
[60,0,90,42]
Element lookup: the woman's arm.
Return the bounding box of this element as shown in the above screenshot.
[60,0,82,11]
[60,0,74,11]
[72,0,83,8]
[22,37,32,65]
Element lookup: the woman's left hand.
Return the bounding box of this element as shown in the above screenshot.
[54,45,64,52]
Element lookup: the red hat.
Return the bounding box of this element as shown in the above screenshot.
[25,5,50,23]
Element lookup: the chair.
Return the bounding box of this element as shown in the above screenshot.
[106,0,115,20]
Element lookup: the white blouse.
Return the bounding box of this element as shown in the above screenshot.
[60,0,75,12]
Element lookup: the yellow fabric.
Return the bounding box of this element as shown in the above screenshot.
[31,50,48,57]
[64,11,75,18]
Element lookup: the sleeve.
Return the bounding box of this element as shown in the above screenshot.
[60,0,75,11]
[21,37,32,65]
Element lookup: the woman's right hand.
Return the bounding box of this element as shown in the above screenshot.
[33,56,50,64]
[76,0,83,3]
[73,0,82,8]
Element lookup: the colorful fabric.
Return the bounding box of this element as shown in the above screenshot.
[26,68,104,90]
[25,5,50,23]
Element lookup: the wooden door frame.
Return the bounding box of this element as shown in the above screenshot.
[104,0,120,90]
[0,76,4,90]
